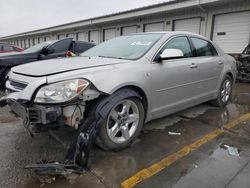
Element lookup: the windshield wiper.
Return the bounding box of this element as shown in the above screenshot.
[98,55,128,60]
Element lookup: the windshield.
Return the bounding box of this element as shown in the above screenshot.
[81,34,163,60]
[24,41,55,53]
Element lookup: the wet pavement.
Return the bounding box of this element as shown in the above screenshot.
[0,83,250,188]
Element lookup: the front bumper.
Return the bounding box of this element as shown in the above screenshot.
[2,98,62,126]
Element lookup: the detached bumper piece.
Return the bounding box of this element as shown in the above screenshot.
[25,161,84,175]
[26,119,99,176]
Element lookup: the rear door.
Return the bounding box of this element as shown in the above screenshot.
[151,36,200,115]
[189,37,224,96]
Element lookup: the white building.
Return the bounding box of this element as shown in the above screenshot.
[1,0,250,54]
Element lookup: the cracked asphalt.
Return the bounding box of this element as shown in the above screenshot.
[0,82,250,188]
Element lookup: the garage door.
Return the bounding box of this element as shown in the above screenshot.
[34,38,39,45]
[213,11,250,53]
[67,33,76,40]
[121,26,137,36]
[25,39,29,48]
[45,36,51,41]
[144,22,165,32]
[77,32,88,41]
[89,31,100,44]
[58,34,66,40]
[104,28,116,41]
[39,37,44,43]
[173,18,201,34]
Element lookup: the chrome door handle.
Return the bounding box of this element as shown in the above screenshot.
[190,63,198,69]
[218,60,224,65]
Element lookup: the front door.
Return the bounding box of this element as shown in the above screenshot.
[151,36,200,116]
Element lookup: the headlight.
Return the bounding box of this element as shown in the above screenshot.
[34,79,89,103]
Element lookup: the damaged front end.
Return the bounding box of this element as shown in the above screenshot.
[0,76,105,175]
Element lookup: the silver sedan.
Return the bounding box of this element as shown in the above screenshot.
[0,32,236,151]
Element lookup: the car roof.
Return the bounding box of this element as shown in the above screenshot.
[133,31,211,42]
[136,31,204,37]
[73,40,96,45]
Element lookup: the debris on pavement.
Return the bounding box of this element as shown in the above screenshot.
[168,131,181,136]
[223,144,240,157]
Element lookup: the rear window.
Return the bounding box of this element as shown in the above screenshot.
[3,45,14,51]
[191,37,218,57]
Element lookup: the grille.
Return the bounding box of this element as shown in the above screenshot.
[28,108,41,124]
[9,80,28,91]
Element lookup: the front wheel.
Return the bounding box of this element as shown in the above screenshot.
[96,97,145,151]
[211,75,233,107]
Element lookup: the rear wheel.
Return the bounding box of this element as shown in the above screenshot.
[211,75,233,107]
[96,97,144,151]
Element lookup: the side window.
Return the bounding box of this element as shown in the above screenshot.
[47,38,72,53]
[191,37,218,57]
[13,47,20,51]
[158,36,192,58]
[3,45,14,51]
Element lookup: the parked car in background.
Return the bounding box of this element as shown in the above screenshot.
[237,44,250,81]
[0,38,95,89]
[0,43,23,53]
[0,32,236,152]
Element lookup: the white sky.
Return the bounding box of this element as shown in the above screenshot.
[0,0,168,37]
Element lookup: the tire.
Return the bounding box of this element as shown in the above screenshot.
[211,75,233,107]
[96,97,145,151]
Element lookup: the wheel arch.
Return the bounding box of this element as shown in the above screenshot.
[226,71,234,81]
[112,85,149,121]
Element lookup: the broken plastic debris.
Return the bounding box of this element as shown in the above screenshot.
[168,131,181,136]
[224,144,240,157]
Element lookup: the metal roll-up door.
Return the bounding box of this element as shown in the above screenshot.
[25,39,29,48]
[103,28,116,41]
[144,22,164,32]
[173,17,201,34]
[213,11,250,53]
[39,37,44,43]
[77,32,88,41]
[67,33,76,40]
[34,38,39,45]
[45,36,51,41]
[57,34,66,40]
[89,31,100,44]
[121,26,137,36]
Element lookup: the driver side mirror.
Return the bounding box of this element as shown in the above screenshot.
[45,48,55,55]
[156,49,184,62]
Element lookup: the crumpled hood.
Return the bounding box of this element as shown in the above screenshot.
[11,56,130,77]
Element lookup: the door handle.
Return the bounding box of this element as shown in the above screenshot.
[190,63,198,69]
[218,60,224,65]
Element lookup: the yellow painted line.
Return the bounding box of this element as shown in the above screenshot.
[121,112,250,188]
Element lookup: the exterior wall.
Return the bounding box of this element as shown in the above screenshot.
[1,0,249,53]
